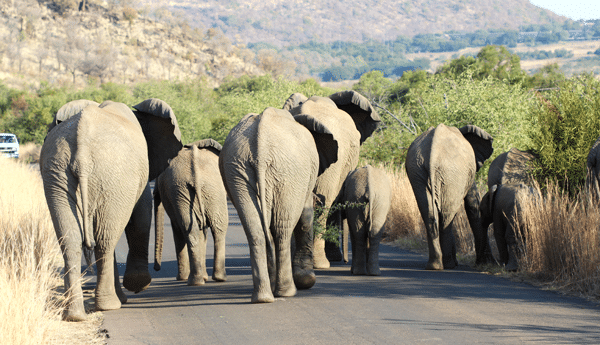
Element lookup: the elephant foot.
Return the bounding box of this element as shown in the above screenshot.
[275,284,297,298]
[187,276,206,286]
[425,260,444,270]
[367,265,381,276]
[64,305,88,322]
[325,243,343,262]
[252,290,275,303]
[116,286,128,304]
[476,253,498,266]
[313,255,330,269]
[443,258,458,269]
[123,271,151,293]
[176,272,189,281]
[95,293,122,311]
[351,264,367,275]
[293,270,316,290]
[212,271,227,282]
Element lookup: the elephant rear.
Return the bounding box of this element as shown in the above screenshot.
[220,108,320,303]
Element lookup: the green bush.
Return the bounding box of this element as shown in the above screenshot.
[528,74,600,195]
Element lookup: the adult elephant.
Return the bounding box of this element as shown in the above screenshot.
[480,183,535,271]
[220,107,337,303]
[406,123,494,270]
[40,98,182,321]
[154,139,228,285]
[488,147,537,189]
[285,90,381,269]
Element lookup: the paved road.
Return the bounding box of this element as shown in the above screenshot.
[96,203,600,345]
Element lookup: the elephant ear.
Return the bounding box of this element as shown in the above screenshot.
[459,125,494,172]
[329,90,381,144]
[185,138,222,155]
[49,99,100,132]
[133,98,183,181]
[294,114,339,176]
[283,93,308,111]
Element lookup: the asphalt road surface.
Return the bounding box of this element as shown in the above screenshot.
[95,202,600,345]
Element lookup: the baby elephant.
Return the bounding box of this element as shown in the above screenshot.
[339,165,391,276]
[480,183,534,271]
[154,139,228,285]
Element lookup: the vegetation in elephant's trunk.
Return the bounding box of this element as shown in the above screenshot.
[0,158,105,344]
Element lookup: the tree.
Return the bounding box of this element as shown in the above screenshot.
[34,47,48,73]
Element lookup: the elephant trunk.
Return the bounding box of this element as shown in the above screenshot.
[153,190,164,271]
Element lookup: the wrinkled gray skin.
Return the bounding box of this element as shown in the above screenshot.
[286,91,381,269]
[154,139,228,286]
[220,107,337,303]
[586,137,600,200]
[480,183,534,271]
[40,98,182,321]
[338,165,391,276]
[488,148,537,190]
[406,124,495,270]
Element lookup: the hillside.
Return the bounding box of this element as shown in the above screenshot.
[138,0,568,47]
[0,0,263,89]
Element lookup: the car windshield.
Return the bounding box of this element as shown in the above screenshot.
[0,135,16,143]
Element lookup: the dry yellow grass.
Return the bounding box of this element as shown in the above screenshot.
[0,157,105,344]
[18,142,42,164]
[520,182,600,298]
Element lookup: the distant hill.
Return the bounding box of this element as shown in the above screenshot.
[0,0,263,89]
[136,0,568,47]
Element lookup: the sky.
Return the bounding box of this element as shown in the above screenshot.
[529,1,600,20]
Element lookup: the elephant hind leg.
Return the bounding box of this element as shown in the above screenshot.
[440,221,458,269]
[94,245,122,311]
[211,226,227,282]
[293,198,317,290]
[273,224,296,298]
[425,216,444,270]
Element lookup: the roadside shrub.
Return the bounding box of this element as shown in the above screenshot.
[528,74,600,194]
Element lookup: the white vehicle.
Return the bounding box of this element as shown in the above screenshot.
[0,133,19,158]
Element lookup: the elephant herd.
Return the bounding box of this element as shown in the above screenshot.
[40,91,560,322]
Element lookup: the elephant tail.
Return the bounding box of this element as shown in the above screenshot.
[191,145,206,227]
[153,187,164,271]
[366,165,374,236]
[79,174,95,250]
[256,126,275,266]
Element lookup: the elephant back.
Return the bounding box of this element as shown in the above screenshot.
[487,148,536,190]
[186,138,222,155]
[283,93,308,111]
[48,99,100,133]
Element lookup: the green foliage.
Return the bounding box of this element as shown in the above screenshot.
[404,71,536,180]
[315,201,367,245]
[517,49,573,60]
[528,74,600,195]
[436,46,527,85]
[526,64,566,90]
